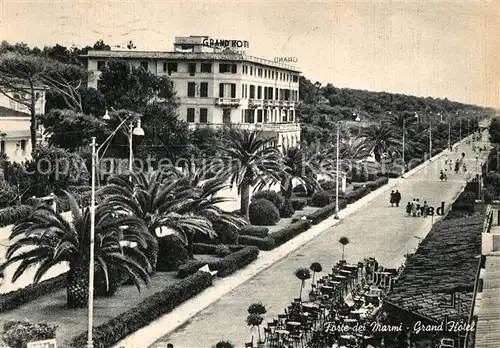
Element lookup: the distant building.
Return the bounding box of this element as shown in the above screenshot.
[82,36,301,148]
[0,87,47,162]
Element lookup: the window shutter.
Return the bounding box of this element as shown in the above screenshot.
[219,83,224,98]
[231,84,236,98]
[231,64,237,73]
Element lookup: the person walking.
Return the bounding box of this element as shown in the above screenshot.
[440,170,445,181]
[394,190,401,207]
[390,191,395,207]
[463,162,467,172]
[455,160,460,174]
[423,201,429,217]
[444,155,448,165]
[406,202,412,216]
[411,199,417,217]
[444,169,448,181]
[415,199,421,217]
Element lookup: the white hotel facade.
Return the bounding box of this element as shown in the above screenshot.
[83,36,301,148]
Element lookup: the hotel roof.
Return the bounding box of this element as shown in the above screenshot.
[82,50,301,73]
[385,215,484,323]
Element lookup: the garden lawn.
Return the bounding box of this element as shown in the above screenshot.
[0,271,180,348]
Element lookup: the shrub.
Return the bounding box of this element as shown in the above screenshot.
[214,341,235,348]
[67,185,92,193]
[192,243,245,255]
[307,201,341,225]
[70,272,213,348]
[280,199,295,218]
[290,197,307,210]
[345,187,371,204]
[0,204,33,227]
[156,235,189,272]
[249,199,280,226]
[238,235,275,251]
[0,273,67,313]
[271,220,312,246]
[318,180,336,191]
[374,176,389,187]
[252,190,284,210]
[177,246,259,278]
[292,184,314,197]
[215,245,232,257]
[311,191,334,207]
[0,181,19,208]
[240,225,269,238]
[3,320,57,348]
[452,190,477,213]
[213,220,239,245]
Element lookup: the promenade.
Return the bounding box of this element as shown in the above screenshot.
[114,134,488,348]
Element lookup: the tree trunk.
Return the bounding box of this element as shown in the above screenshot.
[240,182,250,221]
[342,246,345,261]
[142,234,159,274]
[188,238,194,259]
[299,280,304,299]
[66,262,89,308]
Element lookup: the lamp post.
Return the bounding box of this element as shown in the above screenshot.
[334,121,340,219]
[448,114,451,151]
[87,113,144,348]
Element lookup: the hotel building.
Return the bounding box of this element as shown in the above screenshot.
[83,36,301,148]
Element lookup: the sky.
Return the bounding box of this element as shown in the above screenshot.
[0,0,498,108]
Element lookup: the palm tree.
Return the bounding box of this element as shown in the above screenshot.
[294,267,311,299]
[309,262,323,284]
[246,313,264,344]
[216,129,284,221]
[280,144,321,199]
[0,192,151,308]
[339,236,350,261]
[360,124,403,162]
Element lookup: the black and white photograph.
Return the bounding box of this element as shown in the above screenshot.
[0,1,498,347]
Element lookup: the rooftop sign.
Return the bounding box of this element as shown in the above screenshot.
[202,38,249,49]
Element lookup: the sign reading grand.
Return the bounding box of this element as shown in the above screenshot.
[202,38,249,48]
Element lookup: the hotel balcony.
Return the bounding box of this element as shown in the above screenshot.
[188,122,301,132]
[248,99,263,108]
[215,98,240,107]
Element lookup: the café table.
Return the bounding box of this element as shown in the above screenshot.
[320,285,334,295]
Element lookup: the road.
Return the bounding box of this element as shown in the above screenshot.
[150,133,488,348]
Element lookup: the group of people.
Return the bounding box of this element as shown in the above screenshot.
[405,199,429,217]
[441,152,468,180]
[389,190,402,207]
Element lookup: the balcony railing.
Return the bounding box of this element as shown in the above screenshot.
[187,122,301,132]
[215,98,241,106]
[248,99,263,108]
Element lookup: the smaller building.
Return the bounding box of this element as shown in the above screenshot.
[0,106,32,162]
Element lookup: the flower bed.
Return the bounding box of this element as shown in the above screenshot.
[70,271,213,348]
[177,246,259,278]
[0,273,67,313]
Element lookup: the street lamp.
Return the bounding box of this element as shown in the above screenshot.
[402,113,418,177]
[334,121,341,219]
[87,113,143,348]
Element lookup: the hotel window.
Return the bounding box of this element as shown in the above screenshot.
[290,110,294,122]
[167,63,178,75]
[219,83,236,98]
[162,62,167,72]
[140,61,148,70]
[275,89,278,100]
[249,85,255,99]
[263,87,267,100]
[257,110,263,123]
[250,66,253,75]
[264,70,267,79]
[0,140,5,154]
[258,68,262,77]
[201,63,212,73]
[188,63,196,76]
[283,111,288,122]
[200,108,208,123]
[187,108,195,123]
[292,74,299,83]
[257,86,262,99]
[97,60,106,71]
[272,71,275,79]
[187,82,196,97]
[20,140,26,152]
[241,84,245,98]
[200,82,208,97]
[219,63,237,73]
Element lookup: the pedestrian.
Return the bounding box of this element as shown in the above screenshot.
[455,160,460,174]
[167,344,174,348]
[411,199,417,217]
[394,190,401,207]
[444,169,448,181]
[390,190,395,207]
[463,162,467,172]
[406,202,412,216]
[440,170,445,181]
[444,155,448,165]
[423,201,429,217]
[416,199,421,217]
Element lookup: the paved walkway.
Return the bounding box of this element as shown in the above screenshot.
[110,133,489,348]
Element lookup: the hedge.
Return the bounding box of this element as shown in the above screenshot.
[290,198,307,210]
[0,204,33,227]
[252,190,284,210]
[352,177,389,191]
[306,199,347,225]
[452,190,476,213]
[279,199,295,218]
[70,272,213,348]
[270,219,312,247]
[192,243,246,255]
[249,199,280,226]
[311,191,334,207]
[239,225,269,238]
[345,187,372,204]
[177,246,259,278]
[0,273,67,313]
[238,235,275,251]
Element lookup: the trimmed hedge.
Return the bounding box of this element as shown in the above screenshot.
[270,219,312,247]
[156,235,189,272]
[70,272,213,348]
[0,204,33,227]
[345,187,372,204]
[239,225,269,238]
[290,197,307,210]
[279,199,295,218]
[306,199,348,225]
[318,180,336,191]
[352,177,389,191]
[192,243,246,255]
[311,191,334,207]
[252,190,284,210]
[177,246,259,278]
[238,235,275,251]
[0,273,67,313]
[249,199,280,226]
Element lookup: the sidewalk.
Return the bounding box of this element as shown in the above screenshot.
[112,135,486,348]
